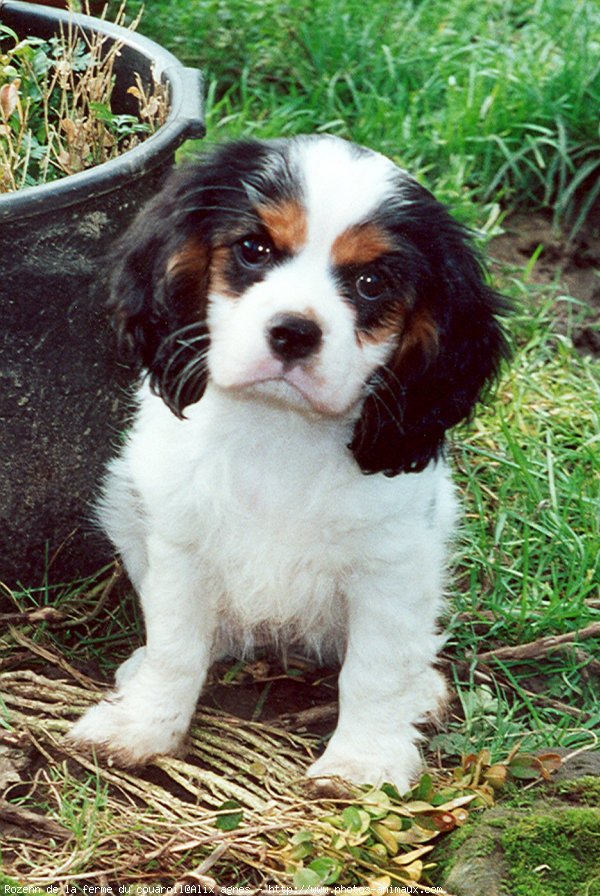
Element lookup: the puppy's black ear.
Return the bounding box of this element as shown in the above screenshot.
[109,166,212,415]
[350,195,510,476]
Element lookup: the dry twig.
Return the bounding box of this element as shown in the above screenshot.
[0,797,72,840]
[474,622,600,663]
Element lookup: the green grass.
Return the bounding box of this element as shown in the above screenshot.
[455,292,598,623]
[120,0,600,230]
[437,281,599,759]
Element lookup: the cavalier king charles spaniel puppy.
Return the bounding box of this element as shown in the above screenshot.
[70,135,508,792]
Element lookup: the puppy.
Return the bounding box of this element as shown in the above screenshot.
[70,135,508,792]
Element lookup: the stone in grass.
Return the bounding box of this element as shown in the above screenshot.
[440,804,600,896]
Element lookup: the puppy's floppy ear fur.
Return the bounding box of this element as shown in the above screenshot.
[108,165,213,415]
[350,189,510,476]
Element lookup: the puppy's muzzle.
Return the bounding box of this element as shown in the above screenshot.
[267,314,323,363]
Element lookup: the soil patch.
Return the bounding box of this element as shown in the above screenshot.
[490,207,600,355]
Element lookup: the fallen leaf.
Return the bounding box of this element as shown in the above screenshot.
[433,812,457,832]
[0,80,20,120]
[484,764,509,789]
[433,794,477,812]
[451,807,470,826]
[392,845,434,865]
[368,875,391,895]
[404,800,436,813]
[371,821,399,855]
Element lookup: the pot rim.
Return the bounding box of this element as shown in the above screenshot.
[0,0,205,222]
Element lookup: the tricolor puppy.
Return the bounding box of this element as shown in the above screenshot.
[70,135,508,792]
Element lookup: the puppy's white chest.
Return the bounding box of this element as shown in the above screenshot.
[209,504,345,645]
[131,387,354,630]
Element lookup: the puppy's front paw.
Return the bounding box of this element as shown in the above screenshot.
[306,738,421,795]
[68,695,189,766]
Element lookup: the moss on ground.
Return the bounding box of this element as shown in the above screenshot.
[437,777,600,896]
[501,807,600,896]
[555,775,600,807]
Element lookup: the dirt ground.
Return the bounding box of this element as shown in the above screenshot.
[490,207,600,356]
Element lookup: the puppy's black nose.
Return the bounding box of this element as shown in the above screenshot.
[267,314,323,362]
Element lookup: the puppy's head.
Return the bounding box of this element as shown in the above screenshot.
[111,136,509,475]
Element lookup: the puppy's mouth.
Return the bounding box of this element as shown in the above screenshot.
[220,358,346,416]
[248,367,328,412]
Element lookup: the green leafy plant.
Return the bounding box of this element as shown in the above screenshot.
[0,12,166,192]
[282,749,562,890]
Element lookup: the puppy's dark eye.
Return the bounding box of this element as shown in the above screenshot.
[355,269,387,302]
[236,235,274,269]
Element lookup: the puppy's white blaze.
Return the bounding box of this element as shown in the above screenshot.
[293,136,399,249]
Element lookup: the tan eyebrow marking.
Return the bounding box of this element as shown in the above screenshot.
[258,199,308,254]
[332,222,393,267]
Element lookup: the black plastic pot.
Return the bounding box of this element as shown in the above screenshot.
[0,1,204,593]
